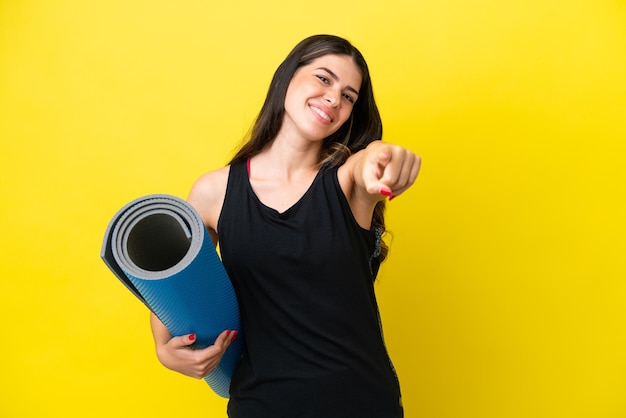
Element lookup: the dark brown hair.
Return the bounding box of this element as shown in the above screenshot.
[229,34,389,262]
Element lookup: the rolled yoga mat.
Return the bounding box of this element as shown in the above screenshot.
[100,194,243,398]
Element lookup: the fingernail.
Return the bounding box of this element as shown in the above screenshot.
[389,194,397,201]
[231,331,239,342]
[379,188,392,196]
[189,334,196,342]
[226,330,231,337]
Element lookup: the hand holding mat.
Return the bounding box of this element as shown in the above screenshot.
[100,194,243,398]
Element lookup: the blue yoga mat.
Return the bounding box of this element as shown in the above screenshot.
[100,194,243,398]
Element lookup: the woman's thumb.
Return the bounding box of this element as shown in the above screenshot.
[174,333,196,347]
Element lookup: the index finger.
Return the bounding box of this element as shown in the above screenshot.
[362,147,393,193]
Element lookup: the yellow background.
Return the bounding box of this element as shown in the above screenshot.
[1,0,625,417]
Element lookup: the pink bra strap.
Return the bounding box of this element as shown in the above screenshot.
[246,157,251,178]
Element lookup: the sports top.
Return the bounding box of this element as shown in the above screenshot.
[218,159,403,418]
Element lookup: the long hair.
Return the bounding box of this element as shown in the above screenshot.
[229,34,389,262]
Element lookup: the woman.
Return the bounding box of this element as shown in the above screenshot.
[150,34,420,417]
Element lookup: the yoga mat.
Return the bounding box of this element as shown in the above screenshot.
[100,194,243,398]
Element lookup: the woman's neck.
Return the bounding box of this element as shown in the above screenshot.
[258,133,322,179]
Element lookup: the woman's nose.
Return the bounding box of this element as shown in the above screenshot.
[324,94,338,107]
[324,88,341,107]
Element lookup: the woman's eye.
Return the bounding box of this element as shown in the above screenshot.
[316,75,330,84]
[343,93,355,104]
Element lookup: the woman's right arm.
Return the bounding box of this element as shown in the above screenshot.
[150,313,237,379]
[149,166,234,379]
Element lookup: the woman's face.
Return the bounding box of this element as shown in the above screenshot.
[282,54,362,142]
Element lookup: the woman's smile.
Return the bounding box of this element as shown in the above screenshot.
[310,104,334,123]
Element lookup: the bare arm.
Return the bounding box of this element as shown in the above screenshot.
[149,166,235,379]
[338,140,421,228]
[150,312,236,379]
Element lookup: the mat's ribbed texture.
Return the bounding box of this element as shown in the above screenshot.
[100,194,242,398]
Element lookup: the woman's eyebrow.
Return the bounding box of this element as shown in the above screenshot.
[316,67,360,96]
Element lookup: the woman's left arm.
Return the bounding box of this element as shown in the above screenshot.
[338,140,421,228]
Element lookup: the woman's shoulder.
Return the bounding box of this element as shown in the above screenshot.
[187,165,231,233]
[190,165,231,193]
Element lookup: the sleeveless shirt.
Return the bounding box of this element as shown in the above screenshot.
[218,159,403,418]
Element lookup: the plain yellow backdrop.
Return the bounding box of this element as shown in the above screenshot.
[1,0,625,417]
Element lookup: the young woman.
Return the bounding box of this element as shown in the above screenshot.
[150,34,420,417]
